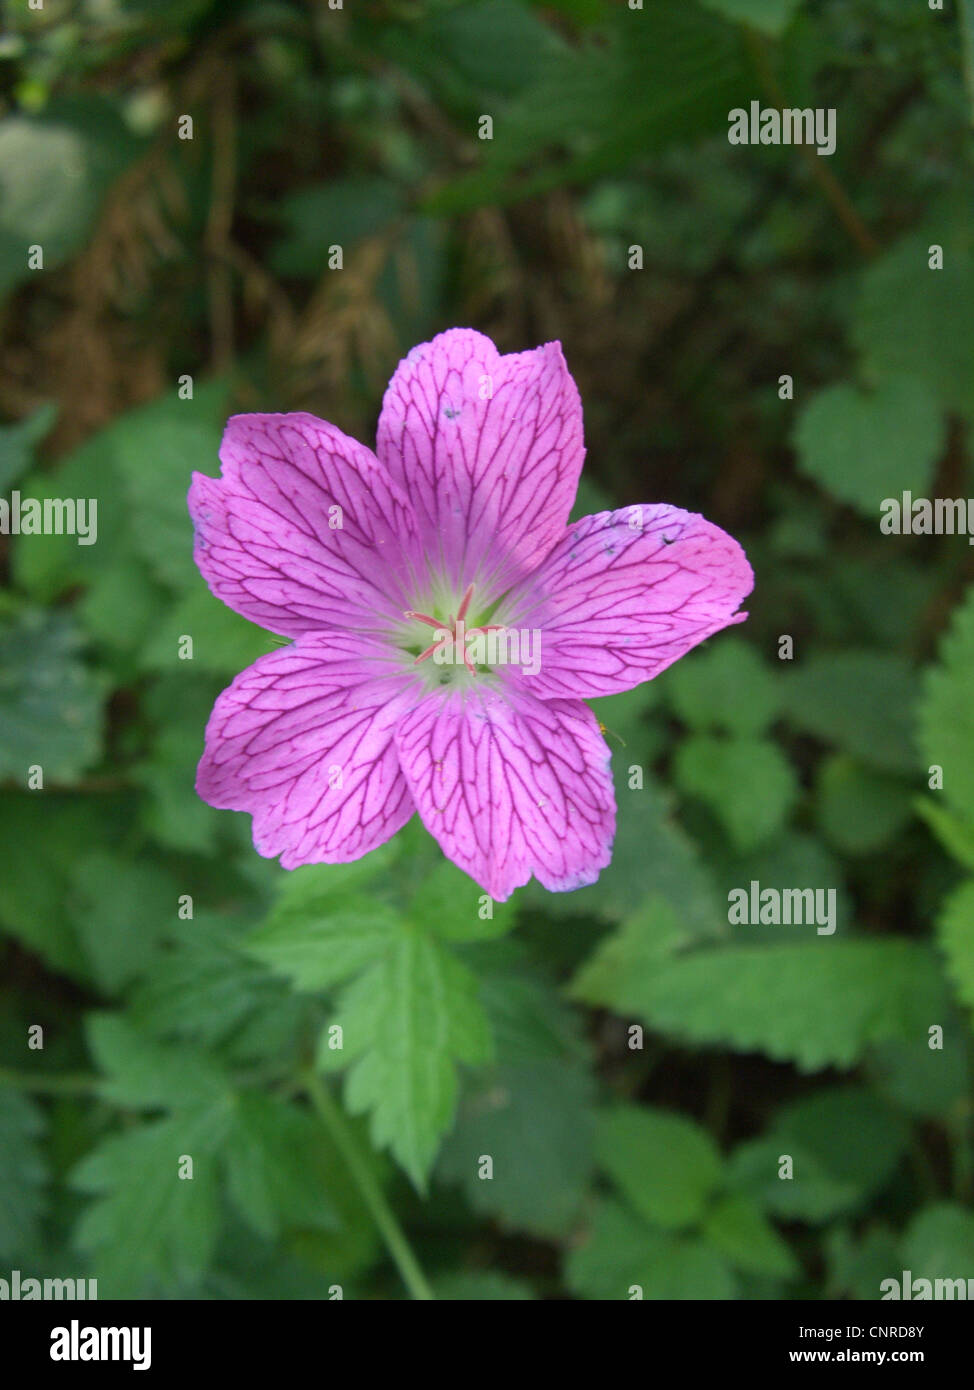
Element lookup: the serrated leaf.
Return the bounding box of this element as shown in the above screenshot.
[71,1111,226,1295]
[249,893,402,991]
[664,638,780,736]
[85,1014,229,1110]
[918,584,974,826]
[728,1087,910,1222]
[571,896,693,1010]
[936,878,974,1020]
[702,1193,798,1278]
[584,940,947,1072]
[793,377,943,518]
[437,1058,595,1237]
[900,1203,974,1280]
[782,652,920,774]
[225,1093,337,1240]
[674,735,798,851]
[567,1198,738,1300]
[321,933,493,1189]
[0,1088,47,1259]
[595,1105,722,1229]
[0,610,104,783]
[67,853,177,993]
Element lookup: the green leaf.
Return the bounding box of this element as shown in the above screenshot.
[815,756,913,856]
[793,377,944,519]
[571,896,694,1011]
[424,7,749,213]
[591,940,948,1071]
[0,1088,47,1259]
[936,878,974,1020]
[249,893,402,992]
[918,584,974,825]
[0,403,56,491]
[703,1193,799,1278]
[900,1203,974,1281]
[853,215,974,419]
[782,652,920,774]
[270,178,403,277]
[0,610,104,783]
[915,798,974,872]
[0,100,139,296]
[412,859,518,941]
[728,1087,910,1222]
[320,932,493,1190]
[674,734,798,851]
[437,1058,594,1237]
[567,1199,738,1300]
[432,1271,536,1300]
[664,638,780,736]
[225,1093,337,1239]
[698,0,805,37]
[67,854,177,993]
[71,1111,226,1295]
[595,1105,722,1229]
[138,584,272,675]
[85,1014,229,1111]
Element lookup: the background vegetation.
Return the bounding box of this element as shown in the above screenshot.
[1,0,973,1299]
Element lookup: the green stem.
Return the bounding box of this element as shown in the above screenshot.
[0,1068,100,1096]
[303,1070,435,1301]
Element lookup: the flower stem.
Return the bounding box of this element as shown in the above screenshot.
[303,1070,435,1301]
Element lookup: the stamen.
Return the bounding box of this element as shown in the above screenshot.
[456,583,475,623]
[403,609,443,632]
[414,636,451,664]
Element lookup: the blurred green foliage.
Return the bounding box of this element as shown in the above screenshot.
[1,0,973,1300]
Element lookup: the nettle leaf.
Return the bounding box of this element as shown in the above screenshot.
[0,793,135,979]
[853,213,974,419]
[318,932,493,1190]
[0,1088,48,1259]
[935,879,974,1020]
[663,638,780,737]
[224,1093,337,1240]
[703,1194,799,1279]
[793,376,944,519]
[900,1204,974,1280]
[571,896,696,1012]
[436,1057,595,1237]
[782,652,921,774]
[918,583,974,826]
[674,735,798,851]
[728,1087,910,1222]
[424,6,749,212]
[67,854,177,994]
[567,1198,738,1301]
[0,610,104,783]
[71,1110,226,1296]
[581,940,947,1072]
[595,1105,722,1229]
[815,756,913,857]
[438,966,595,1236]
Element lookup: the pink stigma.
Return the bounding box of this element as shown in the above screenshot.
[404,585,504,675]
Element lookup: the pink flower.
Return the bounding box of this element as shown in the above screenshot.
[189,329,752,901]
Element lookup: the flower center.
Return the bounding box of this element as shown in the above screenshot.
[403,583,505,677]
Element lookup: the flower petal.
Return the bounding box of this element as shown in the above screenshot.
[189,412,422,638]
[376,328,584,596]
[506,505,753,699]
[394,683,615,901]
[197,633,422,868]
